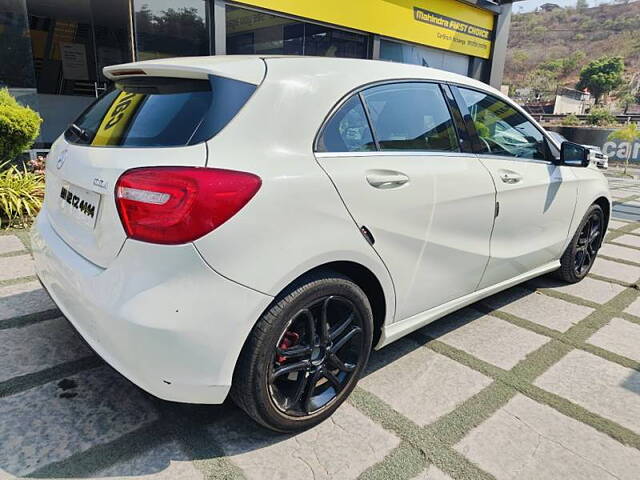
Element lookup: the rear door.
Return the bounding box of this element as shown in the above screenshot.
[315,82,496,321]
[452,86,578,288]
[44,74,257,268]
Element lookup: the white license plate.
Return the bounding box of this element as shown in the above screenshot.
[59,183,101,229]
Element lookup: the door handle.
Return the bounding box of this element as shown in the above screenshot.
[500,171,522,184]
[366,171,409,189]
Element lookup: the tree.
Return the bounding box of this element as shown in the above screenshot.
[0,89,41,163]
[576,56,625,104]
[134,5,207,60]
[608,123,640,174]
[615,82,638,113]
[576,0,589,9]
[587,107,615,126]
[526,69,557,98]
[509,50,529,83]
[561,114,581,126]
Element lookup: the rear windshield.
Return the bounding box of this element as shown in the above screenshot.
[65,75,256,147]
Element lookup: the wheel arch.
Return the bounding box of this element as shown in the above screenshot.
[593,196,611,230]
[301,261,387,346]
[245,259,390,352]
[230,259,390,401]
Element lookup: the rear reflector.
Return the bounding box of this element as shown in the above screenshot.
[115,167,261,245]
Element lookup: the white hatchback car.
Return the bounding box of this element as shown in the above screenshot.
[32,56,610,432]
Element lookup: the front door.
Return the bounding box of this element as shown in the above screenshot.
[454,87,578,288]
[315,82,496,321]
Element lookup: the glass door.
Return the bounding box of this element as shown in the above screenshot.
[25,0,133,143]
[91,0,133,95]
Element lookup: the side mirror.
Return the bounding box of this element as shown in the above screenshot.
[560,141,590,167]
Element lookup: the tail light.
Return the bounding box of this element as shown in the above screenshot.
[115,167,261,245]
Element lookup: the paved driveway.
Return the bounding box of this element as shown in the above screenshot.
[1,177,640,479]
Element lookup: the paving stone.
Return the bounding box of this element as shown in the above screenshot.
[359,338,492,426]
[624,296,640,317]
[214,402,399,480]
[0,255,35,282]
[607,220,630,230]
[0,281,56,321]
[611,190,640,197]
[587,317,640,362]
[413,465,453,480]
[482,287,593,332]
[92,440,202,480]
[613,234,640,248]
[0,366,157,476]
[616,200,640,209]
[591,257,640,283]
[610,191,630,200]
[614,206,640,215]
[421,309,549,370]
[611,188,636,198]
[527,276,625,304]
[600,243,640,263]
[0,468,17,480]
[0,236,24,255]
[455,394,640,480]
[612,205,640,222]
[0,317,93,382]
[535,350,640,434]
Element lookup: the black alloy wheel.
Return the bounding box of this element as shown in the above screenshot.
[231,272,373,432]
[574,209,603,277]
[557,204,605,283]
[268,295,363,416]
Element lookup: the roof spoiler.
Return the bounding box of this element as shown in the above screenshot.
[103,57,266,85]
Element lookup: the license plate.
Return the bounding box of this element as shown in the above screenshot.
[59,183,101,229]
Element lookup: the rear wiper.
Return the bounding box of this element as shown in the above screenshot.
[69,123,90,140]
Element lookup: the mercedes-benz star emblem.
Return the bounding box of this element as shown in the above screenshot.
[56,150,69,169]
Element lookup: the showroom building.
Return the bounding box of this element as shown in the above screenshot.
[0,0,516,146]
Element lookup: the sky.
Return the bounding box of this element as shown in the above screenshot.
[515,0,636,13]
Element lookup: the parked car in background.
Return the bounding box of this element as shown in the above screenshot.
[547,131,609,169]
[32,56,611,433]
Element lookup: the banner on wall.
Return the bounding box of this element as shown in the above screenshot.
[231,0,495,58]
[602,141,640,162]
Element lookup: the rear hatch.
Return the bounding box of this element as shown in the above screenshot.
[44,62,261,268]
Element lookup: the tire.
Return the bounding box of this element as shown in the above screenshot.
[556,204,605,283]
[231,271,374,432]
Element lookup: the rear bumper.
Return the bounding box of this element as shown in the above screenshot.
[31,210,273,404]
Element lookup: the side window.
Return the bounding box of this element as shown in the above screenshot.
[316,95,376,153]
[361,83,459,152]
[458,88,547,161]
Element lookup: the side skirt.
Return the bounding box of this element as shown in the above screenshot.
[376,260,560,349]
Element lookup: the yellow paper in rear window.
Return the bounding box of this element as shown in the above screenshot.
[91,91,144,146]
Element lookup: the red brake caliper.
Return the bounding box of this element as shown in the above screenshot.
[277,331,300,363]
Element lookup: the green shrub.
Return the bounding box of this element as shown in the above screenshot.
[0,88,42,163]
[586,108,616,126]
[0,161,44,227]
[561,114,581,126]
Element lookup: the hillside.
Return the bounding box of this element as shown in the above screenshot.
[504,2,640,102]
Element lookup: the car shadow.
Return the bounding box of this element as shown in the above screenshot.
[0,281,548,478]
[544,164,562,214]
[621,370,640,396]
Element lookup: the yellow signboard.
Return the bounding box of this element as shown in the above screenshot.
[92,91,144,146]
[232,0,495,59]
